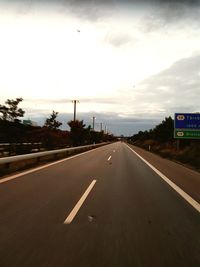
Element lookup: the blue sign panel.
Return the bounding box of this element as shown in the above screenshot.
[175,113,200,129]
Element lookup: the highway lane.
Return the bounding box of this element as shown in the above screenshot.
[0,142,199,267]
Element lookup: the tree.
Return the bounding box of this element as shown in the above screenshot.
[0,105,9,120]
[153,116,174,142]
[0,97,25,121]
[44,110,62,130]
[131,116,174,143]
[68,120,86,146]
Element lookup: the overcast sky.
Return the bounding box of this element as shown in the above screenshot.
[0,0,200,135]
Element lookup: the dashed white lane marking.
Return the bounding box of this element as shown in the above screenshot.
[126,144,200,214]
[64,180,97,224]
[0,148,102,185]
[108,156,112,161]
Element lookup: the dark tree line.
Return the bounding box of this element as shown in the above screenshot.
[0,98,115,150]
[67,120,115,146]
[129,116,200,169]
[130,116,174,143]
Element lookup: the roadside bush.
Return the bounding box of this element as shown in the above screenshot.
[159,148,174,159]
[132,140,200,171]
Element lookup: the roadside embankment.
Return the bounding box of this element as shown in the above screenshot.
[129,139,200,172]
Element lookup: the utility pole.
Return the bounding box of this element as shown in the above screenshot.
[72,100,79,121]
[105,125,107,134]
[100,122,103,132]
[92,116,96,130]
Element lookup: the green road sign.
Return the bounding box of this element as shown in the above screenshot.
[174,129,200,139]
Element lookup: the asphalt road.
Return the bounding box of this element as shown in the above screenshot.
[0,142,199,267]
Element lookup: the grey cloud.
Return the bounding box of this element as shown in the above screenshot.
[135,55,200,115]
[4,0,200,4]
[3,0,200,8]
[158,3,200,23]
[58,0,115,21]
[1,0,116,21]
[79,98,119,104]
[25,97,121,105]
[168,105,199,114]
[139,1,200,33]
[3,0,200,22]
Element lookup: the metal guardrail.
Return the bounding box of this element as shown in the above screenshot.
[0,143,107,165]
[0,143,42,146]
[0,142,44,157]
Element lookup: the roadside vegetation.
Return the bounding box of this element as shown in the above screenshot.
[0,98,116,156]
[128,117,200,171]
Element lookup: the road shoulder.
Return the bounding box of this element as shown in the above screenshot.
[127,143,200,203]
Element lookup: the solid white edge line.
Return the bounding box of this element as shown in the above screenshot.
[108,156,112,161]
[125,144,200,213]
[64,180,97,224]
[0,147,104,184]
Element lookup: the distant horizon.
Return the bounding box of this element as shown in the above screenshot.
[19,110,165,136]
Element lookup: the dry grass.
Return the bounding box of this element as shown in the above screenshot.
[131,140,200,171]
